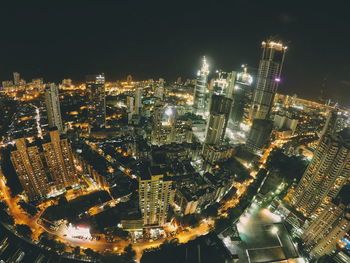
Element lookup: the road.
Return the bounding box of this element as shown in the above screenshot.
[39,217,213,261]
[1,171,213,261]
[0,172,44,240]
[0,136,286,261]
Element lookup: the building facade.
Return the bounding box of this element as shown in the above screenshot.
[134,86,143,115]
[230,67,253,127]
[86,74,106,128]
[11,130,78,200]
[205,95,232,145]
[42,129,78,190]
[246,119,273,153]
[138,167,173,226]
[10,138,49,200]
[193,56,209,115]
[302,201,350,258]
[45,83,64,133]
[250,40,287,121]
[291,128,350,217]
[154,78,165,100]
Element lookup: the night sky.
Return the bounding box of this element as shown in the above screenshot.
[1,1,350,105]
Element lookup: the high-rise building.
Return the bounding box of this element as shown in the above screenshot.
[250,40,287,121]
[193,56,209,115]
[10,138,49,200]
[45,83,64,133]
[126,96,135,123]
[319,107,339,140]
[11,131,78,200]
[230,67,254,127]
[13,72,20,86]
[212,70,228,96]
[134,86,142,115]
[154,78,165,100]
[205,114,226,145]
[302,200,350,258]
[151,103,165,145]
[138,167,173,226]
[151,105,182,145]
[205,95,232,145]
[225,71,237,100]
[86,74,106,128]
[246,119,273,152]
[291,128,350,217]
[42,129,78,190]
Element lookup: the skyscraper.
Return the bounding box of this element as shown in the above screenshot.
[205,114,226,145]
[151,103,165,145]
[11,131,78,200]
[291,128,350,217]
[86,74,106,128]
[193,56,209,115]
[154,78,165,100]
[138,167,173,226]
[13,72,20,86]
[205,95,232,145]
[225,71,237,100]
[212,70,228,96]
[10,138,49,200]
[319,107,339,140]
[45,83,64,133]
[246,119,273,153]
[126,96,135,123]
[230,67,254,127]
[250,40,287,121]
[134,86,142,115]
[302,200,350,258]
[42,129,78,190]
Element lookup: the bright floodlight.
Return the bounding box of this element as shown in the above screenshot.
[66,224,91,239]
[165,107,173,116]
[270,226,279,234]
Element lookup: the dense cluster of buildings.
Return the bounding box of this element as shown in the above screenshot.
[1,37,350,263]
[10,129,78,200]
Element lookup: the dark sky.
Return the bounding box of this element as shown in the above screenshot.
[1,0,350,105]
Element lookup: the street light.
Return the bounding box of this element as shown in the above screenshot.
[270,226,279,234]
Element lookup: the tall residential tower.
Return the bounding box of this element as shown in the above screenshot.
[230,66,254,127]
[86,74,106,128]
[42,129,78,190]
[250,40,287,121]
[302,199,350,258]
[138,167,173,226]
[45,83,64,133]
[193,56,210,115]
[291,128,350,217]
[11,130,78,200]
[10,138,49,200]
[205,95,232,145]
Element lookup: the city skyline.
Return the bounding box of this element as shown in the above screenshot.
[1,1,350,105]
[1,3,350,263]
